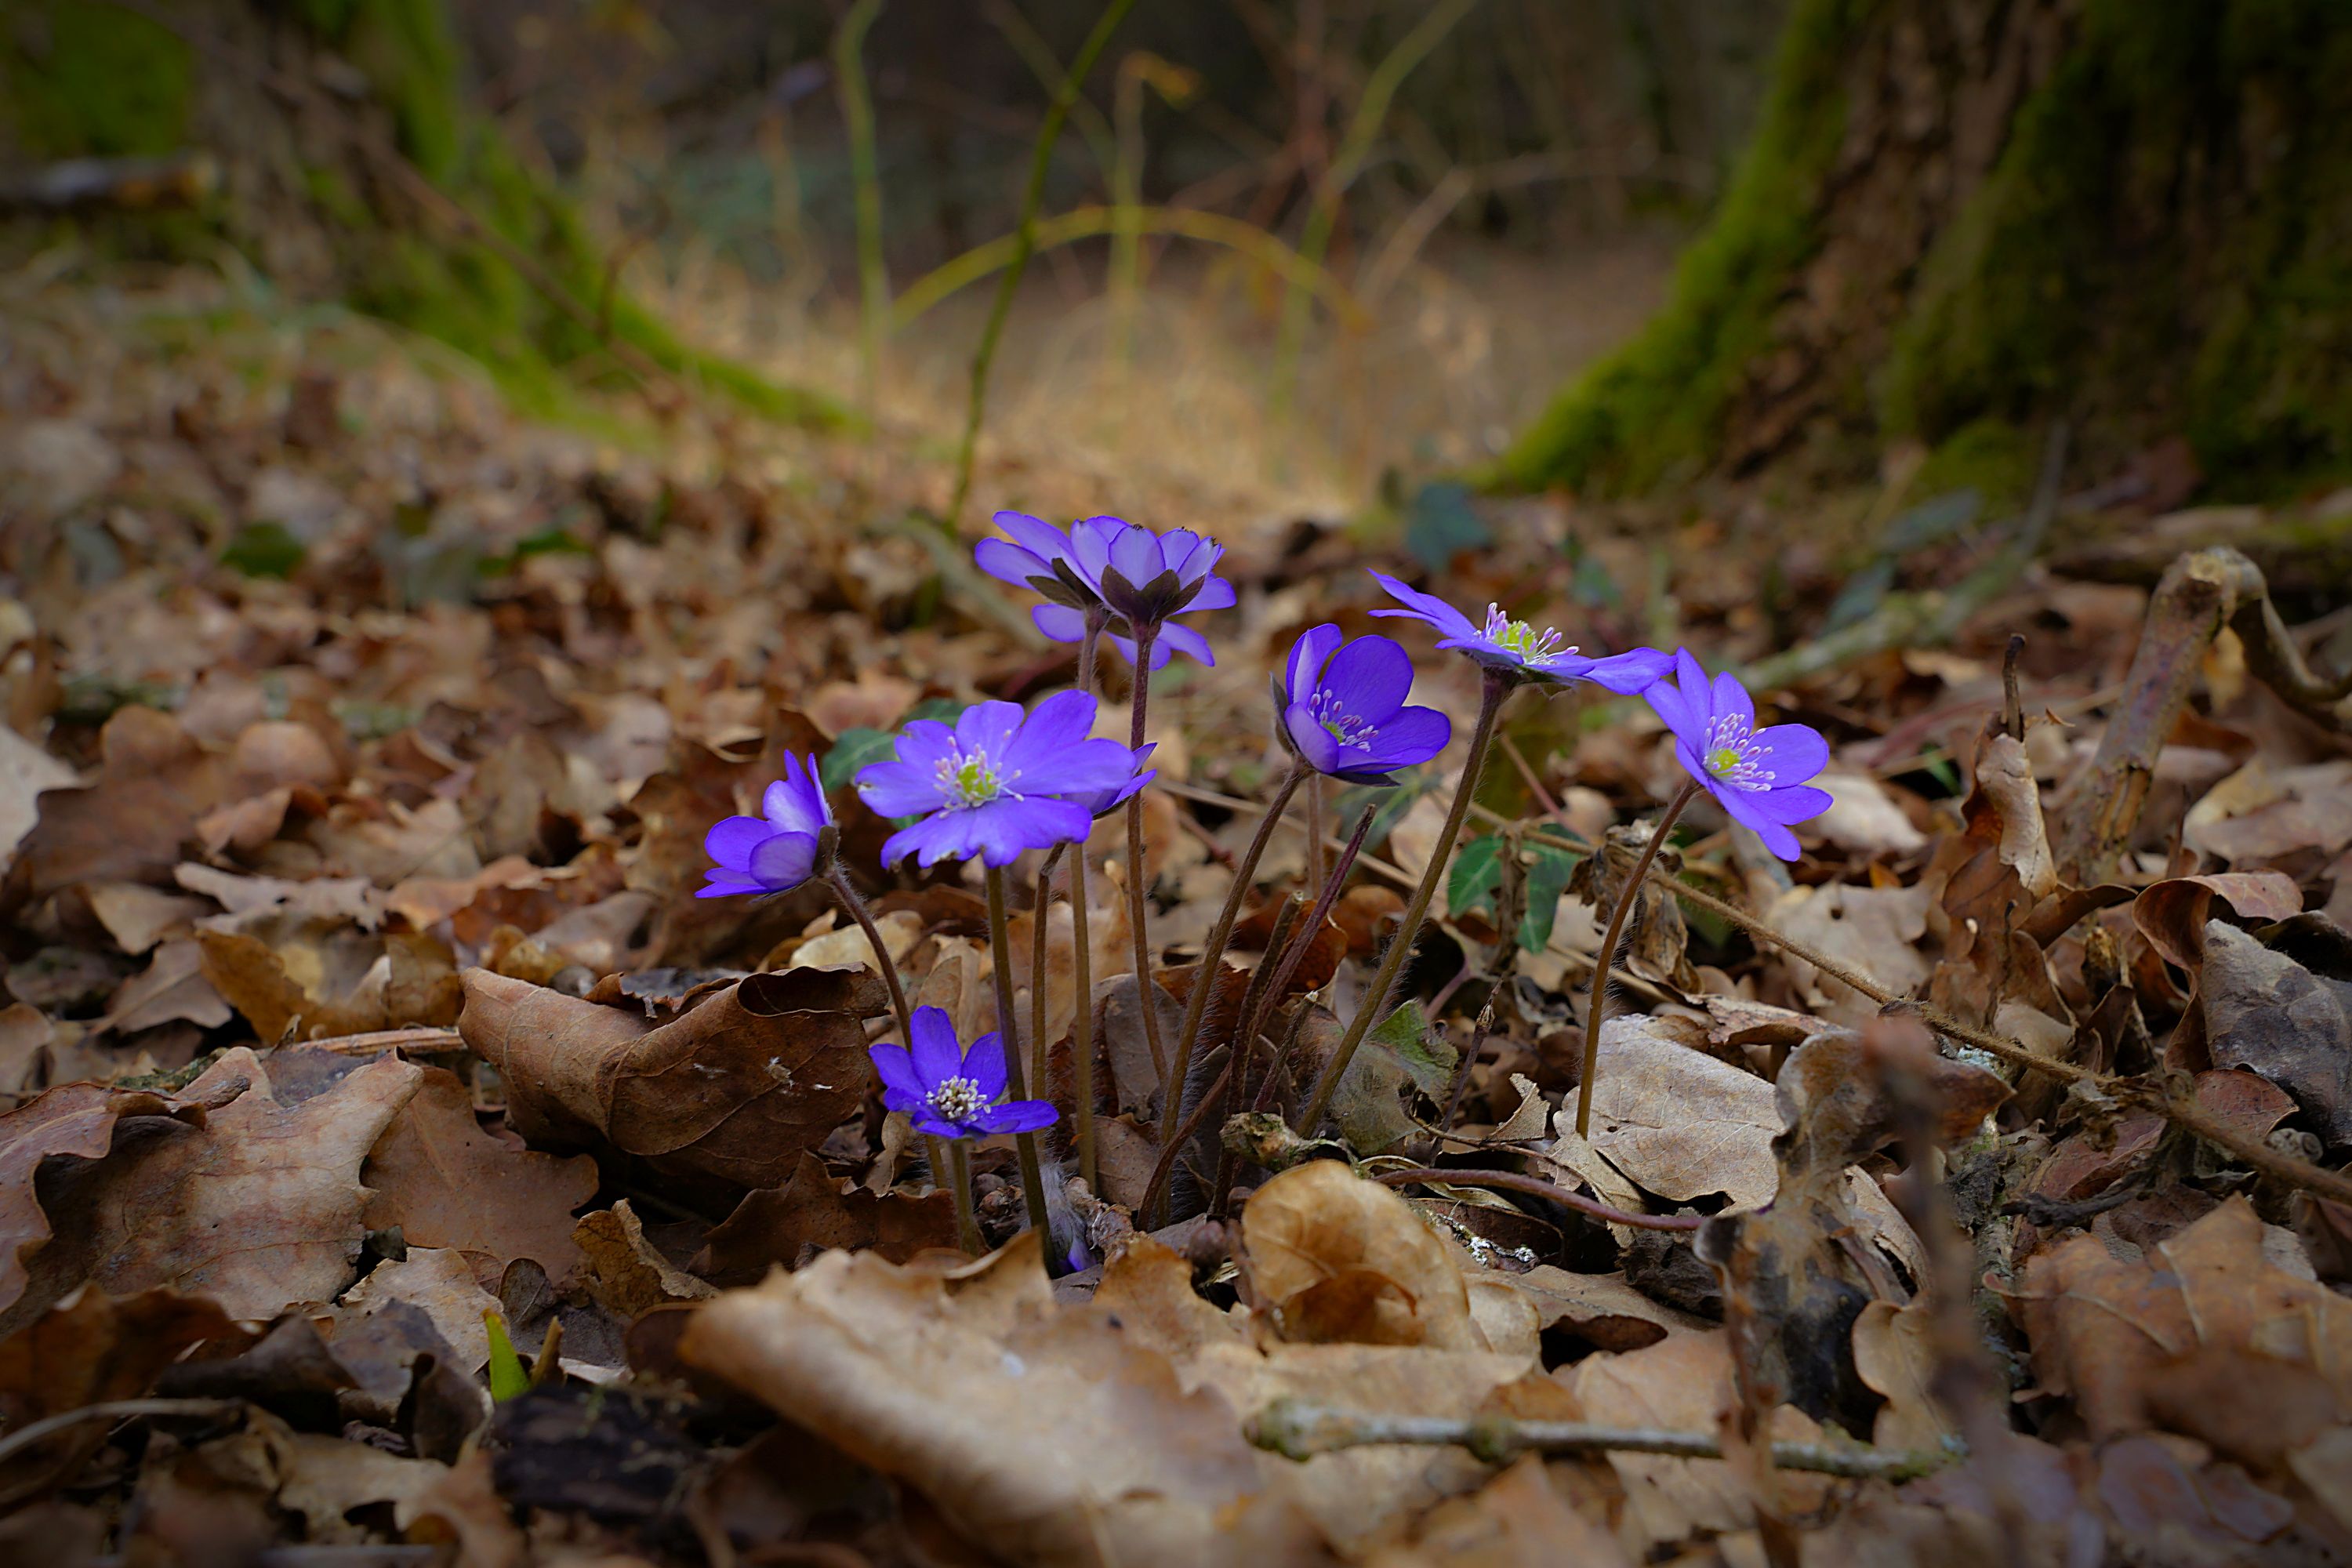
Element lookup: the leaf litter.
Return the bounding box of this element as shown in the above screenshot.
[1,270,2351,1566]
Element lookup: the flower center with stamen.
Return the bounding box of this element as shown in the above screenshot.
[933,744,1015,808]
[927,1075,985,1124]
[1479,604,1574,666]
[1701,715,1775,791]
[1308,688,1377,748]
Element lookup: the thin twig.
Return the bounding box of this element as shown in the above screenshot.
[0,1399,242,1471]
[1247,1399,1953,1479]
[1374,1166,1701,1232]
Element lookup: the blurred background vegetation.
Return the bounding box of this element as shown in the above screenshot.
[5,0,2349,530]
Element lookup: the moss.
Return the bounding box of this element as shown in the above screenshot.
[1487,0,1875,495]
[4,0,192,158]
[1910,419,2038,516]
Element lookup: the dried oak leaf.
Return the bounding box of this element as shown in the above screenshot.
[459,964,885,1190]
[2,1047,419,1333]
[2197,920,2352,1148]
[694,1149,960,1285]
[196,927,462,1044]
[574,1199,717,1317]
[4,707,232,902]
[1240,1160,1483,1351]
[2020,1195,2352,1473]
[361,1065,597,1287]
[0,1079,223,1327]
[681,1232,1314,1568]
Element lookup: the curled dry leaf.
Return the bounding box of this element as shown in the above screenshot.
[360,1065,597,1287]
[2197,920,2352,1148]
[1764,883,1933,1027]
[197,927,463,1043]
[1240,1160,1483,1351]
[459,964,885,1190]
[1566,1016,1780,1209]
[2,1048,419,1331]
[0,1078,226,1327]
[2019,1196,2352,1475]
[2132,869,2303,971]
[694,1149,960,1285]
[573,1199,717,1317]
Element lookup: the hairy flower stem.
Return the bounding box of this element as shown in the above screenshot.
[1160,762,1307,1151]
[1028,843,1065,1093]
[1070,615,1105,1192]
[983,866,1054,1256]
[1123,627,1168,1086]
[1250,801,1379,1116]
[824,866,913,1042]
[946,1140,982,1256]
[1300,670,1510,1134]
[1305,773,1327,894]
[1575,780,1698,1138]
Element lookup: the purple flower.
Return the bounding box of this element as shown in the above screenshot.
[1063,742,1157,819]
[871,1006,1057,1140]
[855,690,1138,867]
[699,752,833,897]
[1643,649,1833,861]
[978,513,1233,670]
[1275,626,1453,785]
[1367,569,1671,691]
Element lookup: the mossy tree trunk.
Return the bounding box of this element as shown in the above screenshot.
[1497,0,2352,504]
[2,0,838,430]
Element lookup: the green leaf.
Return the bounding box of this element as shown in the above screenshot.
[484,1309,529,1403]
[1371,1000,1458,1098]
[822,726,900,791]
[221,521,304,579]
[1447,834,1506,920]
[1516,842,1581,952]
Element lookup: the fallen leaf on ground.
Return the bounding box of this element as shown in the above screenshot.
[1240,1160,1484,1351]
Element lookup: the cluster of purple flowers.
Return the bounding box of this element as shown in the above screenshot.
[699,509,1835,1167]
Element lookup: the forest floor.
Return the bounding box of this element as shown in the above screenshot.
[3,252,2352,1566]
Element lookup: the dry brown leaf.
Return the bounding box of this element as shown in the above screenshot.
[2197,921,2352,1147]
[82,880,211,955]
[1851,1298,1952,1451]
[1568,1016,1780,1208]
[1510,1265,1712,1354]
[0,1079,223,1327]
[95,938,231,1036]
[195,927,461,1043]
[2020,1195,2352,1472]
[5,707,232,901]
[361,1065,596,1287]
[337,1247,499,1375]
[2132,869,2303,971]
[1240,1160,1483,1351]
[574,1199,717,1316]
[1363,1453,1632,1568]
[459,964,884,1189]
[694,1149,960,1285]
[1812,771,1929,857]
[1766,884,1932,1026]
[0,725,76,875]
[3,1047,419,1330]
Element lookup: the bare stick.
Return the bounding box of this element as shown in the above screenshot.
[1374,1166,1701,1232]
[1247,1399,1953,1480]
[0,1399,242,1472]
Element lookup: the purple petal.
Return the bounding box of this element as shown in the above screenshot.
[969,797,1092,864]
[1033,603,1089,644]
[1710,670,1755,734]
[993,511,1078,568]
[748,831,819,889]
[1069,517,1122,582]
[955,699,1025,760]
[695,873,758,898]
[1644,681,1700,750]
[1159,528,1206,576]
[1748,782,1836,826]
[1156,622,1216,667]
[1579,647,1675,695]
[764,755,832,833]
[1319,635,1415,721]
[911,1113,971,1140]
[1362,704,1451,769]
[880,812,978,868]
[909,1007,960,1087]
[965,1029,1008,1100]
[1283,703,1345,776]
[892,720,958,771]
[1748,724,1830,787]
[975,537,1054,589]
[1671,649,1711,720]
[705,815,779,873]
[1285,625,1344,706]
[869,1042,924,1100]
[1108,524,1163,586]
[1366,570,1477,640]
[1001,688,1098,769]
[977,1098,1059,1134]
[1102,631,1171,670]
[1716,786,1804,861]
[855,760,942,818]
[1186,575,1237,612]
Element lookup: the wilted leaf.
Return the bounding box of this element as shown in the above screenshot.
[573,1199,717,1316]
[1766,883,1933,1026]
[2198,920,2352,1148]
[694,1149,959,1284]
[459,965,885,1189]
[1240,1160,1483,1351]
[361,1066,597,1287]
